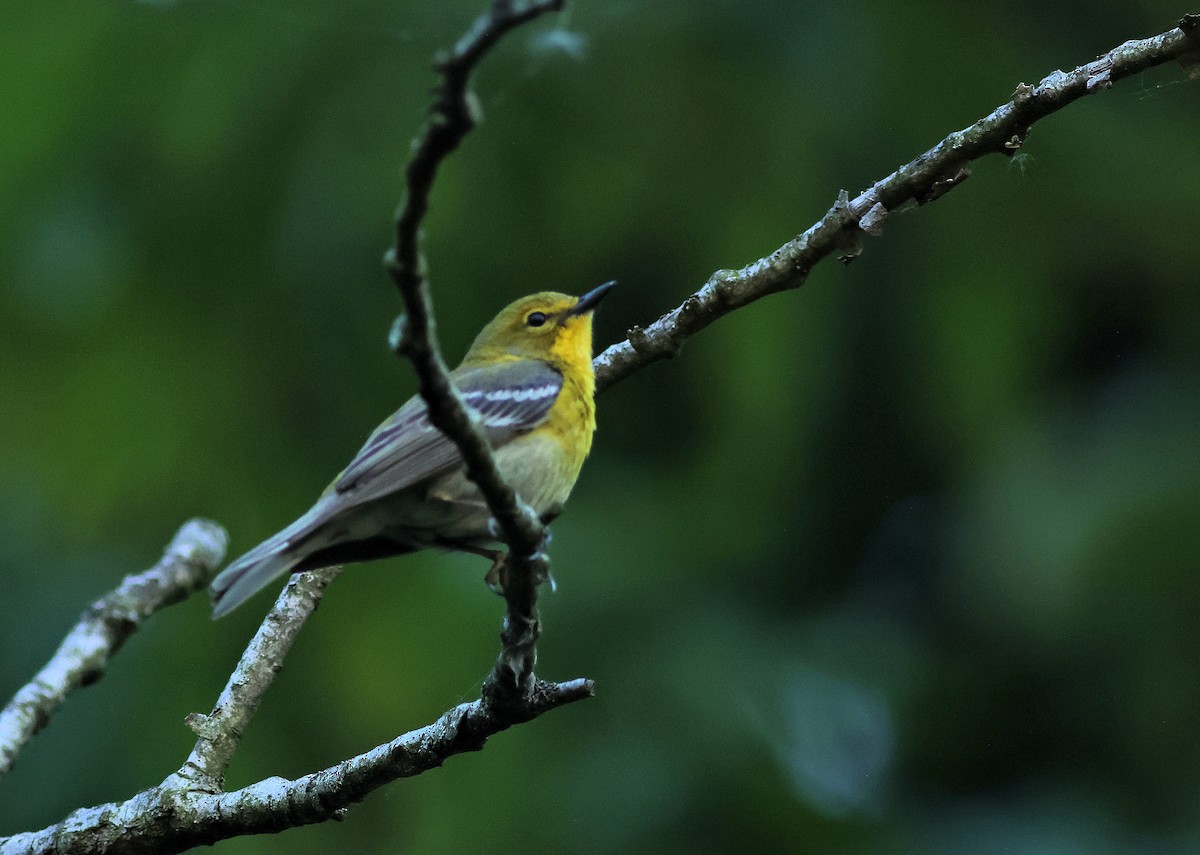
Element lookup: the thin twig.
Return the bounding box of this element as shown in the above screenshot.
[593,14,1200,393]
[386,0,566,558]
[0,519,227,779]
[175,566,341,792]
[383,0,565,700]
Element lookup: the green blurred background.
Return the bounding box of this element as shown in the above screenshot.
[3,1,1199,852]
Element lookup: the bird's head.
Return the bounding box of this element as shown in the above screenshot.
[461,281,614,370]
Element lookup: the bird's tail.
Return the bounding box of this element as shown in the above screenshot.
[210,506,327,619]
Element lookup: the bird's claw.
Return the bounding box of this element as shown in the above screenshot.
[483,547,555,595]
[484,554,506,595]
[486,518,553,547]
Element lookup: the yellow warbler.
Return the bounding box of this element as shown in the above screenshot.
[210,283,613,617]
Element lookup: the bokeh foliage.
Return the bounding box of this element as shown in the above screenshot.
[2,1,1199,852]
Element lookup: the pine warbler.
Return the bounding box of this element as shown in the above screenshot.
[210,282,613,617]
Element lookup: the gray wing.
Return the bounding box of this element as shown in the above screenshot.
[331,360,563,507]
[209,361,561,618]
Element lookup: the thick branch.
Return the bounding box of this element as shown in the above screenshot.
[593,15,1200,393]
[0,519,227,779]
[0,679,593,855]
[204,677,592,836]
[383,0,565,698]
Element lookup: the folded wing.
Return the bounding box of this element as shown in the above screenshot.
[332,359,564,506]
[210,359,563,617]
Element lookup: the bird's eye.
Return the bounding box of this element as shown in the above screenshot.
[526,312,547,327]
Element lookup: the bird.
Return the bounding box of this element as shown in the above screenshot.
[210,282,613,618]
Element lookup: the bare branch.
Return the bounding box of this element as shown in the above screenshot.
[385,0,566,558]
[204,676,592,836]
[593,16,1200,393]
[0,679,592,855]
[0,559,591,854]
[383,0,565,699]
[0,519,227,779]
[176,566,342,791]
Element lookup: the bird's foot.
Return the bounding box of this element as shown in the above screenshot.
[540,502,563,526]
[484,553,507,595]
[487,515,555,545]
[483,543,555,595]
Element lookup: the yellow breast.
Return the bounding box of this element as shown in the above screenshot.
[545,371,596,487]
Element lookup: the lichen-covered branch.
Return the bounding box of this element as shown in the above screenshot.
[0,519,227,779]
[383,0,566,699]
[593,14,1200,393]
[206,676,592,833]
[175,566,341,792]
[0,679,592,855]
[0,567,591,854]
[0,542,588,855]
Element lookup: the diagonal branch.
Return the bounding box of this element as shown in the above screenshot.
[0,519,227,780]
[382,0,566,701]
[593,14,1200,393]
[1,679,592,855]
[175,566,342,792]
[203,677,592,836]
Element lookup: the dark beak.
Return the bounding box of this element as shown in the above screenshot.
[568,280,616,316]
